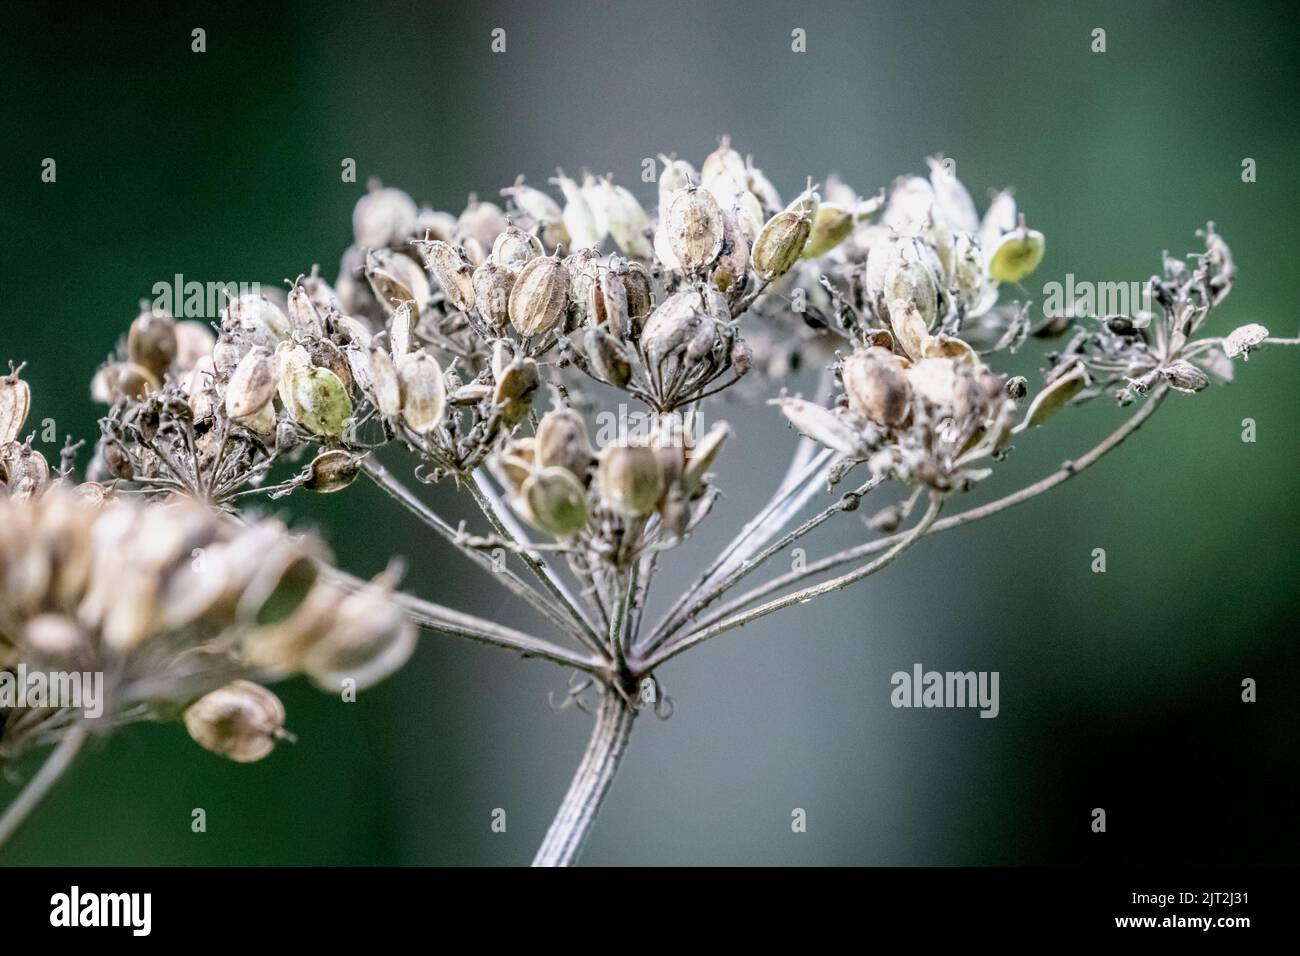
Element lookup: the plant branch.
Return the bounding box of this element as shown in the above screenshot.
[391,590,605,674]
[0,723,88,852]
[648,474,885,649]
[684,387,1170,637]
[467,471,603,642]
[641,446,834,651]
[361,457,599,652]
[643,491,943,671]
[531,687,636,867]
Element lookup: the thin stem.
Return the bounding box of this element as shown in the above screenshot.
[653,474,884,647]
[361,457,598,652]
[391,590,605,674]
[0,724,88,852]
[531,688,636,867]
[645,492,943,671]
[687,387,1169,636]
[468,472,602,641]
[643,447,833,650]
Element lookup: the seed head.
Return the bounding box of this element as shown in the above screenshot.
[508,254,570,337]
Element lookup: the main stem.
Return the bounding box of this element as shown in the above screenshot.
[531,688,637,867]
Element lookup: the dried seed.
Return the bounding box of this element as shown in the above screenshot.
[1224,323,1268,359]
[666,184,725,273]
[523,466,590,536]
[492,223,544,272]
[585,328,633,388]
[306,449,360,493]
[801,202,853,260]
[353,184,418,248]
[752,209,812,281]
[508,254,569,337]
[416,239,476,312]
[472,259,515,330]
[225,294,291,351]
[396,351,446,434]
[535,408,594,477]
[841,347,912,426]
[776,397,860,456]
[682,421,729,493]
[1020,363,1087,428]
[0,369,31,444]
[598,445,665,517]
[592,179,652,259]
[615,260,654,334]
[287,284,326,338]
[365,248,430,315]
[184,680,288,763]
[173,321,217,372]
[458,198,509,251]
[1160,359,1210,393]
[493,356,540,426]
[127,308,178,378]
[225,348,277,420]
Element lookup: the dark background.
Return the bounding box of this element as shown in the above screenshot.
[1,0,1296,865]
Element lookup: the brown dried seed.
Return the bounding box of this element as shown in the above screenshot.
[534,408,593,477]
[492,223,544,272]
[365,248,430,315]
[841,347,911,427]
[590,269,630,337]
[418,239,476,312]
[585,328,633,388]
[597,445,665,517]
[666,184,725,273]
[682,421,730,493]
[307,337,354,394]
[494,357,540,426]
[615,260,654,334]
[710,209,751,300]
[225,348,277,420]
[396,351,446,434]
[127,308,178,378]
[752,209,811,281]
[95,361,160,403]
[306,449,360,493]
[1020,363,1087,428]
[472,259,515,330]
[184,680,288,763]
[508,254,569,337]
[0,369,31,443]
[101,437,135,480]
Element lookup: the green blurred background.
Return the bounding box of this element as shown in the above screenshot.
[1,0,1296,865]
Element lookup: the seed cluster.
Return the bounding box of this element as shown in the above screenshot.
[0,487,414,764]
